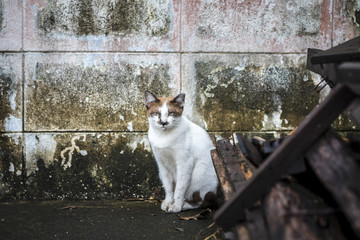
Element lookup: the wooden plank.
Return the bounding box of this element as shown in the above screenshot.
[214,84,357,229]
[306,130,360,238]
[216,140,247,191]
[263,181,346,240]
[236,133,264,167]
[344,97,360,129]
[211,149,234,201]
[235,225,251,240]
[233,143,256,180]
[310,36,360,64]
[337,62,360,95]
[245,207,270,240]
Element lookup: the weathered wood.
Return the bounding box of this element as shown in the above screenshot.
[211,149,234,201]
[250,136,287,159]
[235,224,251,240]
[214,84,357,229]
[233,143,256,180]
[310,36,360,64]
[262,137,286,156]
[264,181,346,240]
[306,130,360,238]
[245,207,270,240]
[344,97,360,128]
[236,134,264,167]
[216,140,247,191]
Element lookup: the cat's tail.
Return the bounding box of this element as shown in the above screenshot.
[201,192,220,210]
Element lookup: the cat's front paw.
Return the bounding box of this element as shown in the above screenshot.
[161,199,173,212]
[166,202,182,213]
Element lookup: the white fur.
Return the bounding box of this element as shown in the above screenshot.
[147,102,218,213]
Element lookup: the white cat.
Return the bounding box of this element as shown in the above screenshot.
[145,91,218,213]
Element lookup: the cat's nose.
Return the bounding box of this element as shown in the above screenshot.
[160,121,169,126]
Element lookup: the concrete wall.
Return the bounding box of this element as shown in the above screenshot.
[1,0,359,200]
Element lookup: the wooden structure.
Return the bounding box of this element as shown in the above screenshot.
[212,36,360,239]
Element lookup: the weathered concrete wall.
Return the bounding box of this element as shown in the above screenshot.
[1,0,359,200]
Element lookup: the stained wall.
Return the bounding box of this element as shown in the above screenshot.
[1,0,359,200]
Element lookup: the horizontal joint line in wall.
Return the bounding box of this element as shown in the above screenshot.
[0,130,149,134]
[0,50,308,55]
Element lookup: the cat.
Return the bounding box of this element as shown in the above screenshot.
[145,90,219,213]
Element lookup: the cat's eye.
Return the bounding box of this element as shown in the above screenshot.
[168,112,175,116]
[152,112,160,117]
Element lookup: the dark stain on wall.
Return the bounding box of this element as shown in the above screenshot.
[345,0,360,27]
[0,135,23,200]
[0,68,14,129]
[24,134,161,200]
[295,4,321,36]
[36,0,170,37]
[75,0,97,36]
[0,0,3,33]
[194,61,320,131]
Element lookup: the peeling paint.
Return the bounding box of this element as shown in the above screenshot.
[5,115,21,131]
[1,64,21,132]
[8,162,14,173]
[126,136,152,153]
[262,105,283,130]
[9,90,16,110]
[80,150,88,156]
[60,135,86,170]
[127,122,134,132]
[25,134,57,176]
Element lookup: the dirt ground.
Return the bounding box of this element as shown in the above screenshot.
[0,200,225,240]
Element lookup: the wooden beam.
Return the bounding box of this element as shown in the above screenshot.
[264,181,346,240]
[306,130,360,238]
[216,140,247,192]
[214,84,357,229]
[211,149,234,201]
[236,133,264,167]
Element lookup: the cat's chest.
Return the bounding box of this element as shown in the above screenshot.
[148,128,187,149]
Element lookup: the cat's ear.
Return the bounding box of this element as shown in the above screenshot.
[145,91,159,109]
[171,93,185,108]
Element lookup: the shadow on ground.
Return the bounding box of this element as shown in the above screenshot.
[0,200,224,240]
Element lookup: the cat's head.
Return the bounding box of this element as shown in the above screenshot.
[145,91,185,131]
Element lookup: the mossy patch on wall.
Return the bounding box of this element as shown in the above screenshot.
[36,0,170,37]
[0,67,15,130]
[183,54,320,131]
[25,53,179,131]
[345,0,360,27]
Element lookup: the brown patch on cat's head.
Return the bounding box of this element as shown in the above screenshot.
[145,91,161,117]
[169,93,185,117]
[145,91,185,117]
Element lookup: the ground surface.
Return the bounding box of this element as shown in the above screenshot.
[0,200,224,240]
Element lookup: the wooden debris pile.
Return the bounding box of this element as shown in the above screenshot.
[211,36,360,240]
[212,130,360,240]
